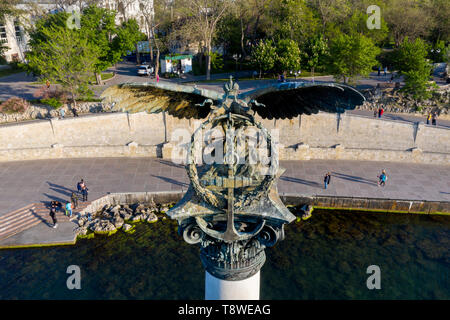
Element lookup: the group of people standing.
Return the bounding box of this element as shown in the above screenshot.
[48,179,89,229]
[426,112,438,126]
[374,107,384,118]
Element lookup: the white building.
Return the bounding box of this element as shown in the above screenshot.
[0,0,153,63]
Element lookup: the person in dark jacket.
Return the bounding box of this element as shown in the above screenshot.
[49,206,58,228]
[324,172,331,189]
[81,184,89,202]
[77,179,84,194]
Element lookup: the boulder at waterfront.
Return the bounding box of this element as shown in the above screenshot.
[74,202,169,238]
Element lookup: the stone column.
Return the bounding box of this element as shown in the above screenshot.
[205,270,260,300]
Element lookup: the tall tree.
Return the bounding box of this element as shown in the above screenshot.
[80,6,144,84]
[26,21,98,107]
[140,0,172,77]
[251,39,276,78]
[302,34,328,81]
[275,39,301,75]
[327,32,380,84]
[267,0,319,44]
[427,0,450,43]
[177,0,232,80]
[80,6,116,85]
[384,0,435,47]
[393,37,436,100]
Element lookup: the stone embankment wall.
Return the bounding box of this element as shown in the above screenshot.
[80,191,450,216]
[0,111,449,164]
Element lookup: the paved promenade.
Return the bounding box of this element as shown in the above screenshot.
[0,157,448,246]
[0,157,449,218]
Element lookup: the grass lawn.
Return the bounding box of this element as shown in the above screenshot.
[89,72,114,83]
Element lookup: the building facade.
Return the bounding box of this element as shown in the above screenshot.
[0,0,153,63]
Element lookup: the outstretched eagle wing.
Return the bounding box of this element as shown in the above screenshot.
[239,81,365,119]
[100,82,223,119]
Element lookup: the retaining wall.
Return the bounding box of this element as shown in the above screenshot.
[0,111,449,164]
[80,191,450,215]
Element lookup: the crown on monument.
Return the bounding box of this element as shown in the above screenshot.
[224,75,239,95]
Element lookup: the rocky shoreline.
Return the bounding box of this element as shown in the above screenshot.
[73,201,311,239]
[74,200,172,237]
[359,85,450,118]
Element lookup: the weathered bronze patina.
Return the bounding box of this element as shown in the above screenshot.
[102,76,365,280]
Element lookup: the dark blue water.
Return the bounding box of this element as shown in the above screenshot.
[0,210,448,299]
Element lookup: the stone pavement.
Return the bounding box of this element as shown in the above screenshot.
[0,200,91,241]
[0,158,449,219]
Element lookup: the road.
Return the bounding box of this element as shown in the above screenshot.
[1,61,449,128]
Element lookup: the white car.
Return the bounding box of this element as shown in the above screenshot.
[137,65,153,76]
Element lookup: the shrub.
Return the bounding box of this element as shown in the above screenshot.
[40,97,63,109]
[33,85,68,103]
[0,97,31,114]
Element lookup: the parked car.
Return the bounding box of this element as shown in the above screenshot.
[137,65,153,76]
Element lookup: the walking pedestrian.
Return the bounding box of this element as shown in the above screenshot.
[384,66,387,77]
[323,172,331,189]
[65,202,73,218]
[49,206,58,228]
[427,113,432,125]
[432,112,437,126]
[156,73,160,83]
[72,107,79,117]
[378,107,384,118]
[81,184,89,202]
[374,108,378,117]
[46,79,50,89]
[378,169,388,187]
[71,192,79,209]
[59,108,65,119]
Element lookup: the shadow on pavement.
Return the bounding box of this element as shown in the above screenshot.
[280,176,322,188]
[151,175,188,187]
[331,172,377,186]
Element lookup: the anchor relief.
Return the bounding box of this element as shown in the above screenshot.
[101,76,365,281]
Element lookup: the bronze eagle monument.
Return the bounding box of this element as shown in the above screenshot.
[101,77,365,281]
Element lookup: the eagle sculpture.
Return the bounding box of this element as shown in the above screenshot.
[100,76,365,120]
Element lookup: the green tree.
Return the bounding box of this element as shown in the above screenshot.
[251,39,277,78]
[25,24,98,107]
[112,19,145,64]
[80,5,116,84]
[394,38,436,100]
[0,0,19,21]
[80,6,145,84]
[267,0,319,44]
[327,33,380,84]
[0,43,8,63]
[302,34,328,80]
[275,39,301,75]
